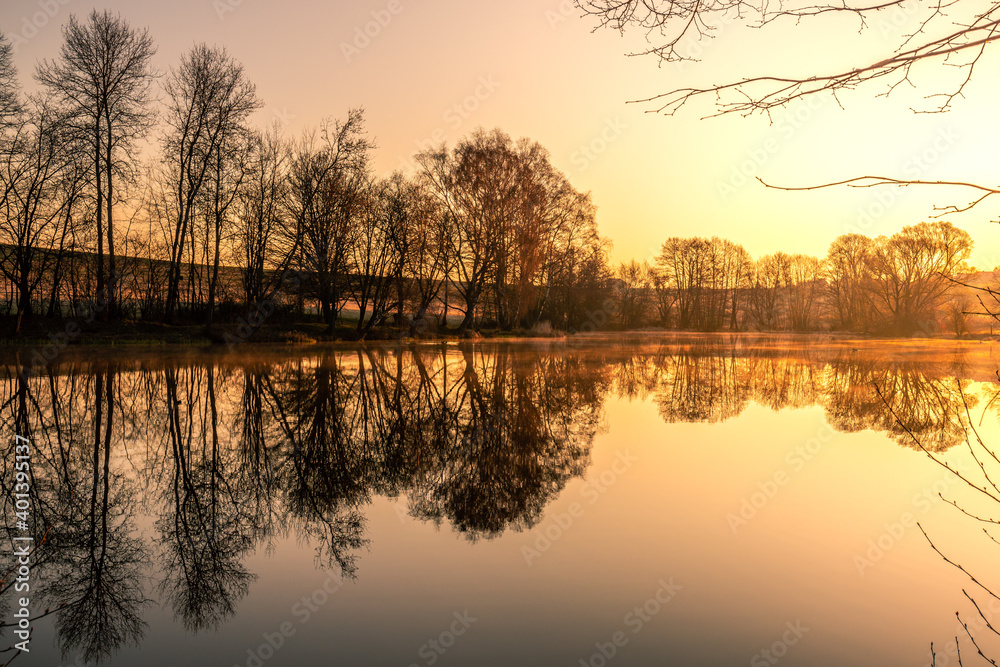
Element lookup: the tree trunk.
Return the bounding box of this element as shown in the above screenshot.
[104,119,116,320]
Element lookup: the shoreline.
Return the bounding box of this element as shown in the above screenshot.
[3,328,998,382]
[1,319,997,350]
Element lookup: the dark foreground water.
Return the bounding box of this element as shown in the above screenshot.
[1,334,1000,667]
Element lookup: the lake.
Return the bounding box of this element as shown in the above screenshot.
[2,334,999,667]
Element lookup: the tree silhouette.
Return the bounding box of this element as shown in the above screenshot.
[36,11,157,318]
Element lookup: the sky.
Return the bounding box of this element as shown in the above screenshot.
[3,0,1000,270]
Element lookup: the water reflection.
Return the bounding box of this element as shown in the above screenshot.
[618,348,973,451]
[610,345,972,452]
[7,367,148,663]
[0,341,987,662]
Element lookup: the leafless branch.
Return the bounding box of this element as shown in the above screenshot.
[578,0,1000,115]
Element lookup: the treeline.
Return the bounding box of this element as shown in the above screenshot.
[616,221,977,335]
[0,12,608,338]
[0,12,983,340]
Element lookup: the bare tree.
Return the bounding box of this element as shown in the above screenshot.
[417,129,525,333]
[417,129,602,333]
[864,221,972,334]
[202,128,254,330]
[824,234,875,331]
[492,139,552,329]
[36,10,157,318]
[396,176,451,333]
[615,259,651,329]
[656,236,748,330]
[649,267,676,327]
[0,98,84,332]
[0,33,21,131]
[509,142,591,329]
[119,217,170,321]
[160,44,259,323]
[350,176,402,339]
[656,237,702,330]
[786,254,823,331]
[944,294,971,336]
[531,181,601,328]
[233,127,288,308]
[537,194,611,332]
[285,111,372,332]
[747,252,790,330]
[718,239,753,331]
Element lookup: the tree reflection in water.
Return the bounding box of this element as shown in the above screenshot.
[0,342,983,662]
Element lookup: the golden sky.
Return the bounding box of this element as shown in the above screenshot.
[4,0,1000,269]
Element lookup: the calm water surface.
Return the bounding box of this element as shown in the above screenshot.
[2,334,999,667]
